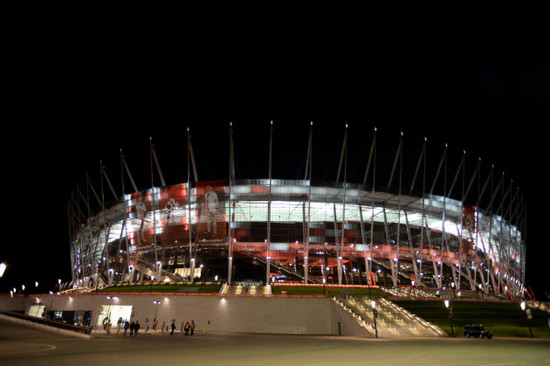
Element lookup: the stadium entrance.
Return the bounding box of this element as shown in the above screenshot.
[96,304,132,329]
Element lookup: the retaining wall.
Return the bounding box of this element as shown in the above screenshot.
[0,293,339,335]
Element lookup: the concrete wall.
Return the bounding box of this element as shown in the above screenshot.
[0,293,336,335]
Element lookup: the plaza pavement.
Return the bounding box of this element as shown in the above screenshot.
[1,318,549,365]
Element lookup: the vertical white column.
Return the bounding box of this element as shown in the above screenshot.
[266,121,273,286]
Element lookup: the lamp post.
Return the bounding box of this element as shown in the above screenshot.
[49,291,56,319]
[321,264,327,295]
[153,300,161,330]
[371,300,378,338]
[444,300,455,337]
[520,301,534,337]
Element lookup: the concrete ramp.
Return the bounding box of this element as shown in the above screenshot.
[0,311,92,339]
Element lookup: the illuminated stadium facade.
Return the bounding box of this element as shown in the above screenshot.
[68,124,526,297]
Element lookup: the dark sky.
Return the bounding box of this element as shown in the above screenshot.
[2,16,548,298]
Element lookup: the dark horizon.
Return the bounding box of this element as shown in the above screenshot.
[1,18,547,300]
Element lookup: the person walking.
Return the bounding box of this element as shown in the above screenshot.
[134,320,140,335]
[184,321,190,336]
[170,321,176,335]
[124,320,130,335]
[129,321,135,335]
[190,320,195,336]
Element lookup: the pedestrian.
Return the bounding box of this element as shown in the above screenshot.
[190,320,195,336]
[171,321,176,335]
[130,321,135,335]
[124,320,130,335]
[184,321,190,336]
[134,320,140,335]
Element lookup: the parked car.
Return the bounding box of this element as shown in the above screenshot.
[464,324,493,339]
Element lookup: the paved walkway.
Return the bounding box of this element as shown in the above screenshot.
[1,319,549,365]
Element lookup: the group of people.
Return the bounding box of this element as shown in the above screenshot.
[114,319,195,336]
[170,320,195,335]
[123,320,141,335]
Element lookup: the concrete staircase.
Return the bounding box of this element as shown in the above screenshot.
[332,298,374,337]
[338,296,446,338]
[220,285,272,296]
[133,260,183,282]
[331,299,373,337]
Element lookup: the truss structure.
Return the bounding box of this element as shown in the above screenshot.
[67,124,526,297]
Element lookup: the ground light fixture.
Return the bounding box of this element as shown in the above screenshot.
[444,300,454,337]
[371,300,378,338]
[520,301,534,337]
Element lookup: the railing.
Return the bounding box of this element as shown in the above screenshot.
[333,297,375,335]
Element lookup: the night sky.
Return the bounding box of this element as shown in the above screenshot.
[2,17,548,299]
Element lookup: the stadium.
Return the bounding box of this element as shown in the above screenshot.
[67,123,526,298]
